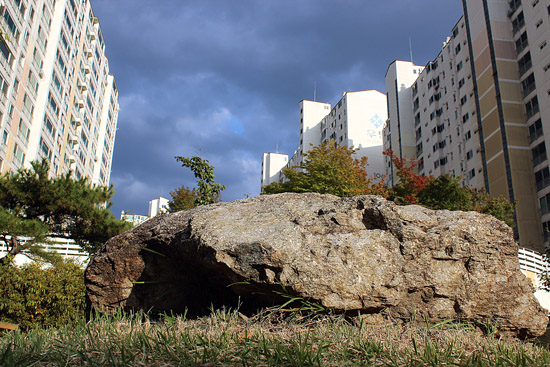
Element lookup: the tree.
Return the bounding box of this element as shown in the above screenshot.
[0,159,131,265]
[262,141,388,197]
[417,175,474,211]
[167,185,198,212]
[383,149,431,204]
[470,190,516,228]
[174,156,225,206]
[384,149,516,227]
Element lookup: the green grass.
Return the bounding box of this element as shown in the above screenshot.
[1,309,549,366]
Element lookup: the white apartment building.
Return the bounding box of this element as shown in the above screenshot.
[149,196,169,218]
[384,0,550,253]
[260,152,288,187]
[263,90,388,187]
[120,196,170,226]
[0,0,119,187]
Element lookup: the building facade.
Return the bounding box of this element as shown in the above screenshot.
[0,0,119,187]
[264,90,388,187]
[384,0,550,252]
[261,152,288,187]
[120,196,170,226]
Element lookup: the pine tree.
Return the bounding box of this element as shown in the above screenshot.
[0,159,131,265]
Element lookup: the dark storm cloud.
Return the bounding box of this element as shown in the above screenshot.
[90,0,463,216]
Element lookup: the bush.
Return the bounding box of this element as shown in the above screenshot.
[0,258,85,330]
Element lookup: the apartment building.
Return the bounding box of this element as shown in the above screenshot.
[262,90,387,187]
[384,0,550,252]
[120,197,170,227]
[261,152,288,187]
[0,0,118,187]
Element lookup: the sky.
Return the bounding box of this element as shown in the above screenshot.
[89,0,465,217]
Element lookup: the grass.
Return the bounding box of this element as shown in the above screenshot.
[1,308,550,366]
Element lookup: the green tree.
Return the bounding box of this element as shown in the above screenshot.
[262,141,388,197]
[385,150,516,227]
[0,257,85,330]
[417,175,474,211]
[167,185,198,212]
[174,156,225,206]
[470,190,516,228]
[0,159,131,265]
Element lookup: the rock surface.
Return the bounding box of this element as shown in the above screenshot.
[85,193,548,337]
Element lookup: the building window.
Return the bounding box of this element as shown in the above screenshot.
[465,130,472,140]
[525,96,539,119]
[536,167,550,191]
[466,150,474,160]
[469,169,476,179]
[532,142,547,166]
[460,95,468,105]
[457,61,463,71]
[540,193,550,215]
[462,113,470,123]
[516,31,528,54]
[529,119,543,143]
[518,52,532,76]
[512,11,525,34]
[521,73,536,97]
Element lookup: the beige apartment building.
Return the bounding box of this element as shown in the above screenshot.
[0,0,118,186]
[384,0,550,252]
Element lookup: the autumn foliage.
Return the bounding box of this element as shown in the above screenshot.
[383,149,431,205]
[383,149,516,227]
[262,141,387,197]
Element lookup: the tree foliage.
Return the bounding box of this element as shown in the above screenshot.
[262,141,388,197]
[174,156,225,207]
[384,150,516,227]
[0,159,131,264]
[167,185,198,212]
[383,149,431,205]
[0,257,85,330]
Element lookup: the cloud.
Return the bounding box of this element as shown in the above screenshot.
[90,0,465,216]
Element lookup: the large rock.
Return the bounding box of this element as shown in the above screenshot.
[85,193,548,337]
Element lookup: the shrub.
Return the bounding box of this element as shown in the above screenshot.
[0,258,85,330]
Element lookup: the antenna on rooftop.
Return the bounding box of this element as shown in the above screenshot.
[409,37,414,63]
[314,80,317,102]
[276,138,279,153]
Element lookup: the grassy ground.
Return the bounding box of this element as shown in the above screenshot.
[1,309,549,366]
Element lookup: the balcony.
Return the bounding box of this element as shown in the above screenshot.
[533,151,547,167]
[537,176,550,191]
[519,60,532,76]
[522,81,536,98]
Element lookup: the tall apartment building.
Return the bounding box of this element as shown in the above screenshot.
[262,90,388,187]
[0,0,118,187]
[384,0,550,252]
